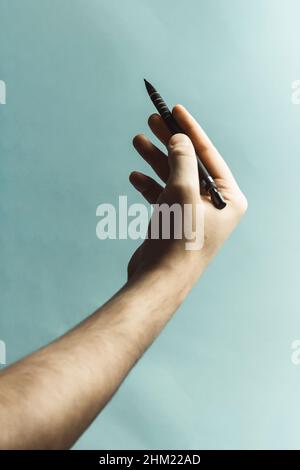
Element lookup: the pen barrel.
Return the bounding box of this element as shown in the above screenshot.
[145,80,226,209]
[196,158,213,190]
[150,91,172,120]
[164,114,183,134]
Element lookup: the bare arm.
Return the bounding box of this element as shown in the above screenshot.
[0,269,189,449]
[0,105,247,449]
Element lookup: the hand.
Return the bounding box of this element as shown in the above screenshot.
[128,105,247,294]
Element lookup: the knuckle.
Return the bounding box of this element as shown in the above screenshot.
[169,145,189,158]
[168,180,198,198]
[168,181,187,196]
[233,192,248,216]
[169,143,195,160]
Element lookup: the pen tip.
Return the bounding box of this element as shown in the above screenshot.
[144,78,156,95]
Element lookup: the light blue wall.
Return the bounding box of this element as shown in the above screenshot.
[1,0,300,449]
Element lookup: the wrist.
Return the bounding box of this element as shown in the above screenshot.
[125,258,201,308]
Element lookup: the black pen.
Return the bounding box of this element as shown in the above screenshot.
[144,79,226,210]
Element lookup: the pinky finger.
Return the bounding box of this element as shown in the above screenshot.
[129,171,163,204]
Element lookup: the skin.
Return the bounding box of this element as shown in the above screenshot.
[0,104,247,449]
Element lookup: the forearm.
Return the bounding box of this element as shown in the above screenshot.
[0,266,194,450]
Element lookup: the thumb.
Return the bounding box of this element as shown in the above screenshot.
[167,133,199,187]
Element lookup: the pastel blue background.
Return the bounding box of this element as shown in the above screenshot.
[0,0,300,449]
